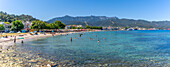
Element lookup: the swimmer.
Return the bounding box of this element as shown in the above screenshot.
[75,37,77,39]
[104,37,105,40]
[98,40,100,43]
[79,34,82,37]
[89,37,93,40]
[95,35,97,37]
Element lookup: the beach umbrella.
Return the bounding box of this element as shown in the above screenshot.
[22,30,26,33]
[33,31,37,33]
[30,32,33,34]
[39,31,42,34]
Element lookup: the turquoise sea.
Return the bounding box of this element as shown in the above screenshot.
[17,30,170,66]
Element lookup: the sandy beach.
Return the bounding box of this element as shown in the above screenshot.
[0,32,79,50]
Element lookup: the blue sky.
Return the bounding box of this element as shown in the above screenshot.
[0,0,170,21]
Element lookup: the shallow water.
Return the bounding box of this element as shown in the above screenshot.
[16,30,170,66]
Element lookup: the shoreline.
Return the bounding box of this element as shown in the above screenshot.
[0,31,91,50]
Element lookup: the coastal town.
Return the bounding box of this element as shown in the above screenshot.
[0,21,166,34]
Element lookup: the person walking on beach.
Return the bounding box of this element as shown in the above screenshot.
[1,32,2,37]
[52,32,54,36]
[5,35,8,38]
[14,36,16,43]
[52,30,54,36]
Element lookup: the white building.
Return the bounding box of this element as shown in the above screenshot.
[22,21,32,31]
[0,22,11,32]
[65,25,72,29]
[65,25,83,29]
[76,25,82,27]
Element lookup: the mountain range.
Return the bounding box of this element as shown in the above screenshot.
[47,15,170,29]
[1,11,170,29]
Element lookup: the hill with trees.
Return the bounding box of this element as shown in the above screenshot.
[0,11,38,23]
[47,15,170,29]
[2,11,170,29]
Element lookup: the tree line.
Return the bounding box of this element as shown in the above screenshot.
[0,11,38,22]
[31,20,66,30]
[86,25,102,29]
[0,20,66,32]
[0,20,103,32]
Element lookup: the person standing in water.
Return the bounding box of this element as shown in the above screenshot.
[98,40,100,43]
[21,40,24,44]
[89,37,93,40]
[97,38,100,43]
[79,34,81,37]
[70,37,72,42]
[14,36,16,43]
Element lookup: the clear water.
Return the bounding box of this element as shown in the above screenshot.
[17,30,170,66]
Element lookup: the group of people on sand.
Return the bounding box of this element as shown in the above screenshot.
[2,35,8,38]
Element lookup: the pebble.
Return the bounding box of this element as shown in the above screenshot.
[29,60,38,63]
[37,53,40,55]
[1,43,167,67]
[47,64,51,67]
[12,54,16,57]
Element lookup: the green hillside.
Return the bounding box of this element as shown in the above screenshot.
[0,11,38,22]
[47,15,170,29]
